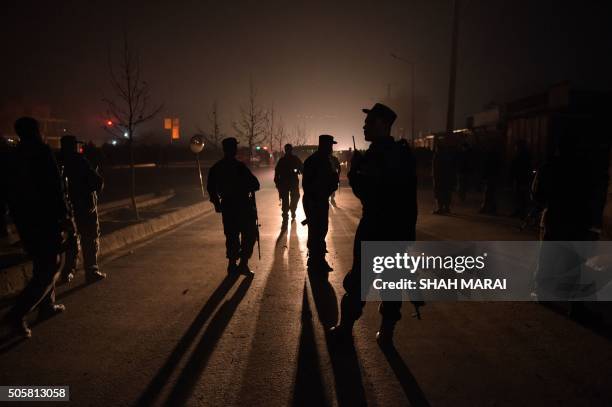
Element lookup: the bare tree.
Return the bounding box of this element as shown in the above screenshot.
[232,78,267,163]
[197,100,223,151]
[265,105,275,151]
[273,118,287,152]
[292,122,309,146]
[103,34,162,219]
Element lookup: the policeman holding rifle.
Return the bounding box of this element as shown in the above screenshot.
[207,137,260,275]
[329,103,421,346]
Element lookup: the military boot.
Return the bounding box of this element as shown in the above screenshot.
[327,321,354,346]
[38,303,66,322]
[237,260,254,276]
[13,319,32,339]
[227,260,238,274]
[86,270,106,284]
[375,321,396,346]
[320,258,333,272]
[60,271,74,285]
[307,257,333,273]
[3,313,32,339]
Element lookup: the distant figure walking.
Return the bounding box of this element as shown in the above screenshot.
[456,142,473,202]
[330,103,419,345]
[302,135,339,273]
[58,135,106,284]
[1,117,73,338]
[432,142,455,214]
[207,137,260,275]
[274,143,303,226]
[479,141,502,215]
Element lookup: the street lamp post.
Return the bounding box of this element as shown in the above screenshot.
[446,0,460,137]
[189,135,206,200]
[390,53,416,145]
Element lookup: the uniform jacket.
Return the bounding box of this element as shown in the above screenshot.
[59,152,104,216]
[302,151,339,201]
[207,157,260,210]
[348,136,417,233]
[274,153,303,190]
[0,141,70,254]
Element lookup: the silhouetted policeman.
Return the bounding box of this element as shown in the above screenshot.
[274,143,303,224]
[330,103,418,345]
[207,137,260,275]
[302,135,339,273]
[479,141,502,215]
[432,141,455,214]
[330,154,341,207]
[456,142,473,202]
[532,120,610,304]
[510,139,532,217]
[59,135,106,283]
[1,117,73,338]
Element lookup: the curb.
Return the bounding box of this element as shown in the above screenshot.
[2,192,177,244]
[0,202,212,301]
[98,190,175,215]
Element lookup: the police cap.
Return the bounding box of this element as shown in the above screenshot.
[362,103,397,125]
[318,134,337,145]
[222,137,239,149]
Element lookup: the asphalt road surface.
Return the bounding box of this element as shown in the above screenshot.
[1,181,611,406]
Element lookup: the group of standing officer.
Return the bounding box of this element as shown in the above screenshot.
[0,117,105,338]
[207,103,419,344]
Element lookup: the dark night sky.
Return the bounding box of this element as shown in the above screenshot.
[2,0,611,149]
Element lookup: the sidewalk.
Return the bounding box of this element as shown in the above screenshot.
[1,191,176,269]
[417,183,611,241]
[0,188,211,301]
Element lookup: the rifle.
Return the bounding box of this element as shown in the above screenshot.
[251,192,261,260]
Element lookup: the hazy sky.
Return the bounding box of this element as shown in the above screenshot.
[2,0,611,149]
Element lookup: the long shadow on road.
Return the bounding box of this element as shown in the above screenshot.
[328,206,430,406]
[381,345,431,407]
[291,216,368,407]
[291,215,336,406]
[308,270,338,330]
[160,276,253,406]
[235,224,293,404]
[292,282,329,407]
[161,274,253,406]
[135,272,241,407]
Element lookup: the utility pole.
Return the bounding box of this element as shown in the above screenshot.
[445,0,460,136]
[411,62,415,144]
[390,53,417,145]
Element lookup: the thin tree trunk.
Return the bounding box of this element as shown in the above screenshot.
[129,138,140,219]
